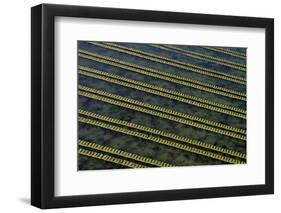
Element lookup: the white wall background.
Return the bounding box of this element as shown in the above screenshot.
[0,0,279,212]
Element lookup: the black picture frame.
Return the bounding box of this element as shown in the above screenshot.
[31,3,274,209]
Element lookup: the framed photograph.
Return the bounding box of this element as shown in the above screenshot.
[31,3,274,209]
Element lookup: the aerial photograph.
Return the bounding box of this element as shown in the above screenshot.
[77,41,247,170]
